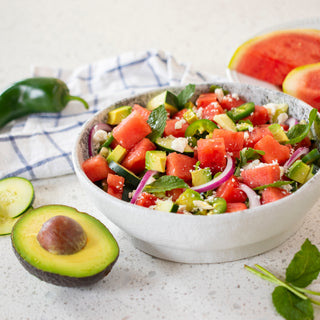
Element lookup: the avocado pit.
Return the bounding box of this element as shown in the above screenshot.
[37,215,87,255]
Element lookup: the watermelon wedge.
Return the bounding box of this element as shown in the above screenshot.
[283,62,320,111]
[228,29,320,86]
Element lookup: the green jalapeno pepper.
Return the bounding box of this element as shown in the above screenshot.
[185,119,218,140]
[227,102,255,122]
[208,197,227,214]
[0,77,89,128]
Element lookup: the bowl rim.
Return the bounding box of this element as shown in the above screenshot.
[72,81,320,221]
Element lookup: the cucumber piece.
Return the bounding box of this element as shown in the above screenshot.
[268,123,289,143]
[155,137,194,156]
[213,113,237,132]
[155,199,178,213]
[0,177,34,218]
[147,91,178,115]
[0,207,33,236]
[302,149,320,165]
[108,161,141,187]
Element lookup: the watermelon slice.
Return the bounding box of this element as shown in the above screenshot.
[228,29,320,86]
[283,62,320,111]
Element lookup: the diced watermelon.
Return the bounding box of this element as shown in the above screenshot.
[166,188,184,201]
[243,105,269,125]
[196,93,218,108]
[132,104,151,121]
[202,102,224,121]
[261,187,291,205]
[166,152,197,182]
[107,174,125,199]
[112,111,152,150]
[240,163,281,189]
[254,135,290,165]
[216,175,247,203]
[212,129,244,152]
[82,155,111,182]
[163,119,189,137]
[173,108,188,119]
[220,95,247,111]
[135,192,158,207]
[244,125,273,148]
[226,202,247,212]
[197,137,226,174]
[121,138,156,174]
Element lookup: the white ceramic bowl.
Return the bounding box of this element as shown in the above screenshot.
[72,82,320,263]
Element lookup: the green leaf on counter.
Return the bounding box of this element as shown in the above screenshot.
[143,175,188,193]
[286,239,320,288]
[147,104,167,142]
[272,286,314,320]
[245,239,320,320]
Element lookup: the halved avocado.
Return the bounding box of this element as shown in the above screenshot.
[11,205,119,287]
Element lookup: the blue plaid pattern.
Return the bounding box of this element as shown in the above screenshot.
[0,50,223,180]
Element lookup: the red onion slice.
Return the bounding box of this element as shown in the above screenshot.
[283,147,309,171]
[130,170,158,204]
[191,154,234,193]
[285,117,298,129]
[88,123,113,157]
[238,183,261,209]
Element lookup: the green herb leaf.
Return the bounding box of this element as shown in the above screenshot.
[234,148,265,176]
[286,239,320,288]
[272,286,314,320]
[147,104,167,142]
[143,175,189,193]
[286,109,317,145]
[176,84,195,108]
[253,180,294,191]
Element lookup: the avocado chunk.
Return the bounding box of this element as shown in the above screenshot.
[107,106,132,125]
[145,150,166,172]
[107,145,127,163]
[11,205,119,287]
[286,160,311,184]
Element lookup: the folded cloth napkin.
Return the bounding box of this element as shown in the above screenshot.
[0,49,224,180]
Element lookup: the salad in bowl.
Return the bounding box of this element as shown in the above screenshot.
[73,83,320,263]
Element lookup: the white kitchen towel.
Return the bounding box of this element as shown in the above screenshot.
[0,49,223,180]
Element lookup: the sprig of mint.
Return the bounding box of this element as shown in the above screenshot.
[234,147,265,176]
[245,239,320,320]
[285,108,317,145]
[147,104,167,141]
[143,175,188,193]
[176,84,195,108]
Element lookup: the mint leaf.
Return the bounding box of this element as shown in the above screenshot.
[272,286,314,320]
[176,84,195,108]
[147,104,167,142]
[286,109,317,145]
[143,175,188,193]
[286,239,320,288]
[253,180,294,191]
[234,147,265,176]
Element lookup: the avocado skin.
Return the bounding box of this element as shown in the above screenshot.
[12,245,118,287]
[11,205,119,287]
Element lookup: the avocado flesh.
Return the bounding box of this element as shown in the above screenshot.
[11,205,119,287]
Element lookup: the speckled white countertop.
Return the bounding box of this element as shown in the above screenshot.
[1,1,320,319]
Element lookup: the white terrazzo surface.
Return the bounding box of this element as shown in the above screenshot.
[1,1,320,319]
